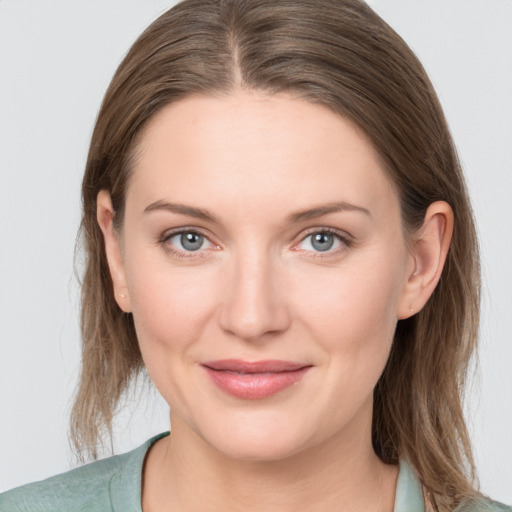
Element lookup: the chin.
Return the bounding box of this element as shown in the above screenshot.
[213,434,305,463]
[195,410,317,463]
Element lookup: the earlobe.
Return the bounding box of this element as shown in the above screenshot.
[397,201,454,319]
[96,190,132,313]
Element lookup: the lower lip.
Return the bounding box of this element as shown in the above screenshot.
[202,366,311,400]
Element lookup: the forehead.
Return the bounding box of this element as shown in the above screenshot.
[126,91,400,224]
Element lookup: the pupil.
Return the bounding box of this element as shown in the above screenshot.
[312,232,333,252]
[181,232,203,251]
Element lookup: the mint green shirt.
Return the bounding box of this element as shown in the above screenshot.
[1,433,509,511]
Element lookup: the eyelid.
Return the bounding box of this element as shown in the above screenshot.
[157,225,353,259]
[292,227,354,255]
[158,227,220,258]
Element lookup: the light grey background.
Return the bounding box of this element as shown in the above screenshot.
[1,0,511,503]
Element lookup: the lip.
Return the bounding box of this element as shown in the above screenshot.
[201,359,312,400]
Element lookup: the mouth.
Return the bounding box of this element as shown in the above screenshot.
[201,359,312,400]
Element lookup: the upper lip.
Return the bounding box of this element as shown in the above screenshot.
[202,359,310,373]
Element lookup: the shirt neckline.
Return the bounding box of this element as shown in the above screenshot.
[394,460,426,512]
[109,433,425,512]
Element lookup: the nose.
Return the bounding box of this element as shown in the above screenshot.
[218,250,291,342]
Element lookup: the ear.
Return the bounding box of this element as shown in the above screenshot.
[96,190,132,313]
[397,201,454,319]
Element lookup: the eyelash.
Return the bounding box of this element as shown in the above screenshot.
[158,227,215,259]
[158,227,353,260]
[294,227,353,259]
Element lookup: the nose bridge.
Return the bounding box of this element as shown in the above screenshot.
[219,243,290,341]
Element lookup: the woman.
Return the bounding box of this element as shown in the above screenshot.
[1,0,510,510]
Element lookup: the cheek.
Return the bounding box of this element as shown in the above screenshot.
[290,251,405,375]
[127,266,223,415]
[123,249,220,380]
[293,259,405,439]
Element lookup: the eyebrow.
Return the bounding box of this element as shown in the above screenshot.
[143,199,371,223]
[286,201,371,223]
[144,200,220,223]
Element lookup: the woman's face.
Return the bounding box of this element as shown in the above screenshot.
[108,91,416,461]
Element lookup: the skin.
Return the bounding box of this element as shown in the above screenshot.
[98,90,453,511]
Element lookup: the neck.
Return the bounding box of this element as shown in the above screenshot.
[142,414,398,512]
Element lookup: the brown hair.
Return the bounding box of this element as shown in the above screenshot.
[72,0,481,509]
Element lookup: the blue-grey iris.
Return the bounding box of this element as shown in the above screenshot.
[311,232,334,252]
[181,232,203,251]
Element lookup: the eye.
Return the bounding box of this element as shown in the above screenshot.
[296,229,349,254]
[162,230,216,254]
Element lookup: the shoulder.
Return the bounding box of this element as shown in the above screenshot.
[460,500,512,512]
[0,433,168,512]
[398,461,510,512]
[0,455,123,512]
[0,452,132,512]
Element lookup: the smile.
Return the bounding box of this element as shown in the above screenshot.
[201,359,312,400]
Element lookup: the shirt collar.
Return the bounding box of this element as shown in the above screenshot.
[394,460,426,512]
[109,434,425,512]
